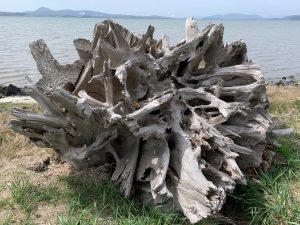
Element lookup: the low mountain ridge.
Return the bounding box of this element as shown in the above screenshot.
[281,15,300,20]
[0,8,299,20]
[202,13,262,20]
[5,7,168,19]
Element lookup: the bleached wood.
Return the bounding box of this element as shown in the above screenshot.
[272,128,295,137]
[11,18,274,224]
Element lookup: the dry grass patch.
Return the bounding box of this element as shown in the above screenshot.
[0,102,70,225]
[290,181,300,205]
[267,85,300,129]
[30,203,68,225]
[0,103,43,159]
[267,85,300,103]
[0,208,25,225]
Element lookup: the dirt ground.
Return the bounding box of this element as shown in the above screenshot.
[0,149,71,224]
[0,103,71,224]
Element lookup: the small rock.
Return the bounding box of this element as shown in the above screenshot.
[4,84,24,96]
[261,160,271,171]
[0,85,7,95]
[272,128,295,137]
[27,157,51,172]
[273,154,287,165]
[282,76,287,80]
[50,153,64,164]
[289,75,295,79]
[286,80,296,85]
[273,140,282,148]
[276,80,286,86]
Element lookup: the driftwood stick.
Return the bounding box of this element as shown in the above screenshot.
[272,128,295,137]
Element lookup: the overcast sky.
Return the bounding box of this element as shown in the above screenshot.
[0,0,299,17]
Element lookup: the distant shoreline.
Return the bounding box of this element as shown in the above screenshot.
[0,15,175,20]
[1,7,299,20]
[1,15,300,21]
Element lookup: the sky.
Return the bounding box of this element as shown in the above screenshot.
[0,0,299,18]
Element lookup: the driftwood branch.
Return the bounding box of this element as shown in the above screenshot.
[11,18,273,223]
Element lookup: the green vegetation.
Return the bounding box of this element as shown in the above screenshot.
[55,177,189,225]
[1,214,13,225]
[8,177,61,215]
[0,102,45,159]
[236,136,300,225]
[1,175,217,225]
[269,100,300,129]
[232,86,300,225]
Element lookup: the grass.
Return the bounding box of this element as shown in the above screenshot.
[57,176,189,225]
[1,214,13,225]
[230,85,300,225]
[0,102,44,159]
[1,86,300,225]
[235,146,300,225]
[267,85,300,129]
[8,177,61,215]
[2,175,209,225]
[269,100,300,129]
[0,102,40,113]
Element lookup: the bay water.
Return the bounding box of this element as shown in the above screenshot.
[0,16,299,86]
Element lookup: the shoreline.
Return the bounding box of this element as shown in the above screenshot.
[267,75,300,86]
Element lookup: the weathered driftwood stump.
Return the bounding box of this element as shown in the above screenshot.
[11,18,273,223]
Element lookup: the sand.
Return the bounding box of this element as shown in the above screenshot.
[0,96,36,104]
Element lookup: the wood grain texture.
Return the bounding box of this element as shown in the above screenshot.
[11,18,274,223]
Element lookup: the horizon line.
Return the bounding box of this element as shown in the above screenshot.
[0,7,298,18]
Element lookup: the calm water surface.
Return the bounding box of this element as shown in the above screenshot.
[0,16,300,86]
